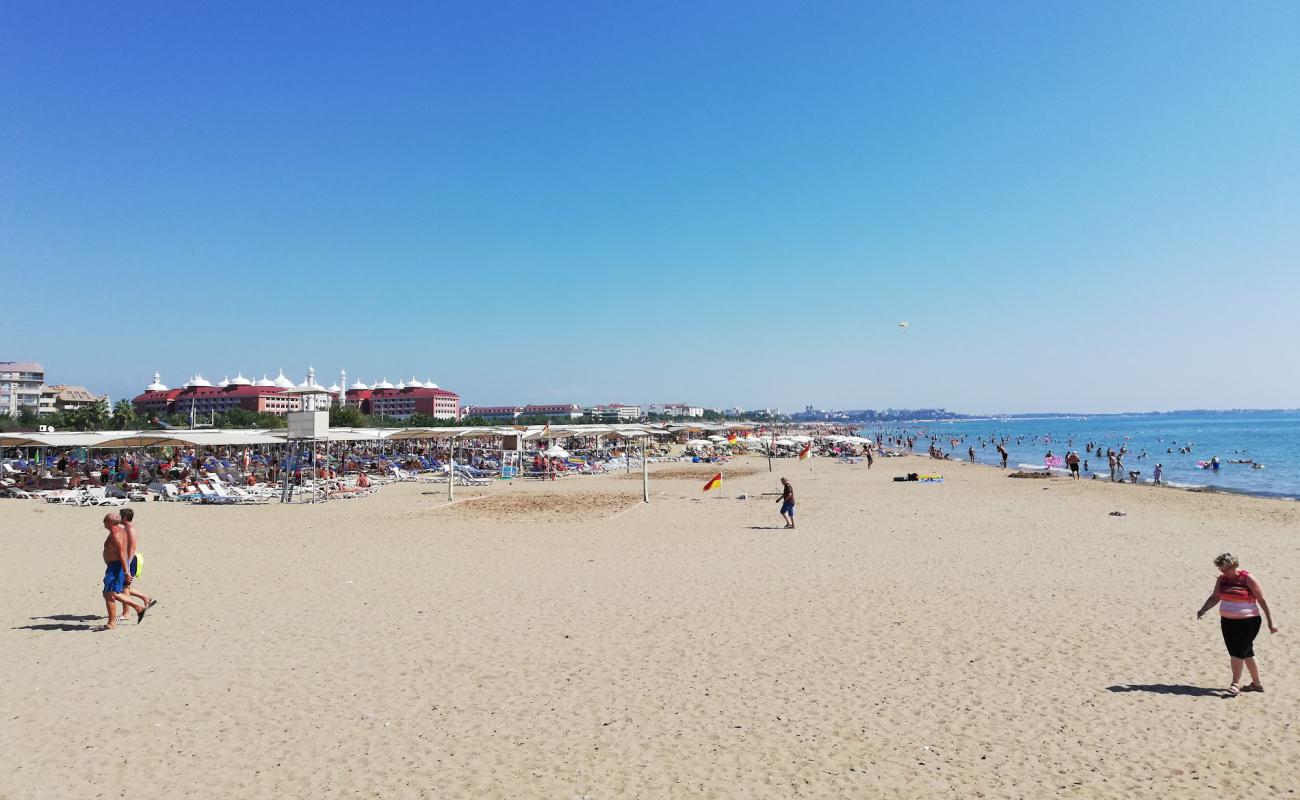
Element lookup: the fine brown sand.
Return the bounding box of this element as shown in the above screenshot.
[3,455,1297,799]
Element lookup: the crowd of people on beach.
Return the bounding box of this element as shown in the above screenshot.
[866,425,1276,489]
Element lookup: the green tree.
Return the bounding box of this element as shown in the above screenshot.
[219,408,261,428]
[64,398,110,431]
[110,400,138,430]
[329,404,366,428]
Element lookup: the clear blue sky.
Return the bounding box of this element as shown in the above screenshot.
[2,1,1297,414]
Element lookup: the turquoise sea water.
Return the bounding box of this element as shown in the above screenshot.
[861,411,1300,500]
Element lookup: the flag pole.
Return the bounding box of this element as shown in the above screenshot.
[641,435,648,503]
[448,433,455,501]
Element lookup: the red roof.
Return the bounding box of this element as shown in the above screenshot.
[371,387,459,399]
[132,389,184,403]
[175,385,291,398]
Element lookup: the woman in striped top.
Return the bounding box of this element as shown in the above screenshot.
[1196,553,1279,697]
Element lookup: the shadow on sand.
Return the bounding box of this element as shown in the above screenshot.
[15,622,98,632]
[1106,684,1224,697]
[13,613,103,632]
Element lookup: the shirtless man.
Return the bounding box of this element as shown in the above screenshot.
[100,513,145,629]
[1066,451,1081,479]
[117,508,154,618]
[777,478,796,530]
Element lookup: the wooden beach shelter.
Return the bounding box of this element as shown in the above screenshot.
[0,433,44,447]
[386,426,496,500]
[614,428,652,502]
[12,431,124,482]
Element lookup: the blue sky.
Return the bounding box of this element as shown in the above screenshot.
[2,1,1297,413]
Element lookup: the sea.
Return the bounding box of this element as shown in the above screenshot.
[860,410,1300,501]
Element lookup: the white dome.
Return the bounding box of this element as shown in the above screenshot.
[395,381,407,390]
[273,370,295,389]
[229,372,252,386]
[406,377,424,388]
[254,374,277,387]
[373,377,395,389]
[146,372,168,391]
[186,373,212,388]
[349,380,370,391]
[425,378,437,389]
[327,383,341,393]
[217,376,230,388]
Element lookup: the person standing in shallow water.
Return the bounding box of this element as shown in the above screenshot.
[1197,553,1279,696]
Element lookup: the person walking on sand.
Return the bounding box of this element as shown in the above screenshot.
[865,447,874,469]
[1066,451,1080,479]
[777,478,796,529]
[117,508,155,618]
[1196,553,1279,696]
[968,446,976,463]
[100,514,146,630]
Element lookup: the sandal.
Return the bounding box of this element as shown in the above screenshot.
[1242,683,1264,693]
[1227,683,1241,697]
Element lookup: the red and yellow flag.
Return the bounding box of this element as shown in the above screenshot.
[702,472,722,492]
[542,422,550,436]
[727,433,737,444]
[798,443,812,460]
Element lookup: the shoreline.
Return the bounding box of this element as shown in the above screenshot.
[880,450,1300,503]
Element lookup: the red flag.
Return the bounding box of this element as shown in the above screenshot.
[702,473,722,492]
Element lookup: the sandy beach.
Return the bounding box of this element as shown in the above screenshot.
[3,455,1297,799]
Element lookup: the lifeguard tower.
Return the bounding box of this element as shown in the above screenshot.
[281,367,332,503]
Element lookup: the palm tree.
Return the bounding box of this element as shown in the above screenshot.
[66,398,111,431]
[111,399,138,430]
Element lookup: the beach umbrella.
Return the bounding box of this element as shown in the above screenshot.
[543,444,569,458]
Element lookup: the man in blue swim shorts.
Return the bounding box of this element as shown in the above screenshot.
[777,478,796,530]
[100,513,145,630]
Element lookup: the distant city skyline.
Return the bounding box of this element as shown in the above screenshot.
[3,2,1297,414]
[5,360,1293,419]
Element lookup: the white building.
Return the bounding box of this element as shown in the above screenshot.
[649,402,704,418]
[586,404,642,422]
[0,361,45,417]
[465,405,524,421]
